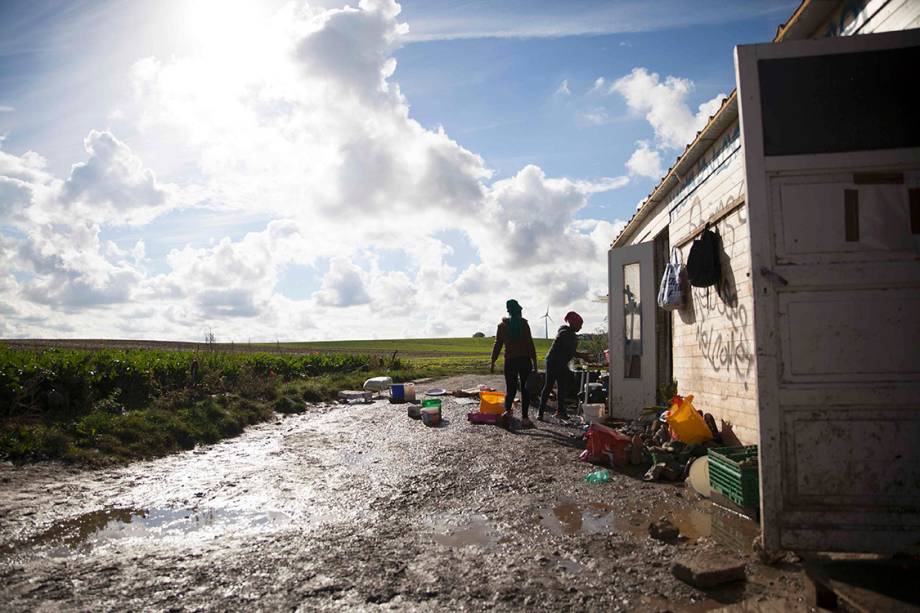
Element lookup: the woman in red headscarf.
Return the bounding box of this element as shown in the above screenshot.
[538,311,591,420]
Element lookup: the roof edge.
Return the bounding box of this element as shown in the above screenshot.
[611,0,838,249]
[612,90,738,248]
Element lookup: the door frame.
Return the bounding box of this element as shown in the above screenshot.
[607,241,657,419]
[736,28,920,552]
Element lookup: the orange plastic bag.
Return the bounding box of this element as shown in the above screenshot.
[665,394,713,445]
[479,390,506,415]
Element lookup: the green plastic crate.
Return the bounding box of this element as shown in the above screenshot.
[708,445,760,509]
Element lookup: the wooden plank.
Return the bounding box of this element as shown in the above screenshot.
[675,197,746,248]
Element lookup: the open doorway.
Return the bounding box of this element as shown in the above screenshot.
[653,228,673,404]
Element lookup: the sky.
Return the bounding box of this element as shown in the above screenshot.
[0,0,795,342]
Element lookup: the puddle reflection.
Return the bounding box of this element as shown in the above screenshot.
[540,503,615,536]
[11,507,290,557]
[429,515,497,548]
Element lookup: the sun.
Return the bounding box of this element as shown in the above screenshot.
[179,0,269,56]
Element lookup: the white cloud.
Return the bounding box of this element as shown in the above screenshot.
[590,77,606,92]
[611,67,724,150]
[625,140,664,179]
[609,67,724,184]
[578,108,610,125]
[556,79,571,96]
[314,257,371,307]
[0,105,13,113]
[0,0,630,341]
[62,130,176,226]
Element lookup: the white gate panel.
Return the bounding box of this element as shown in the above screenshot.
[736,28,920,553]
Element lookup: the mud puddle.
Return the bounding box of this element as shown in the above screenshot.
[539,502,615,536]
[427,514,499,548]
[668,499,760,553]
[5,507,291,558]
[544,495,760,553]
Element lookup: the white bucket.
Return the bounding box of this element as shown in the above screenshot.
[583,403,606,423]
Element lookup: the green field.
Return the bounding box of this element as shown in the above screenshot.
[0,336,563,464]
[264,337,554,372]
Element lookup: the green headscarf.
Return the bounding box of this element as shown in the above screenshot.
[506,299,523,341]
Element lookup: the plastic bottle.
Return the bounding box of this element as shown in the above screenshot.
[585,469,612,483]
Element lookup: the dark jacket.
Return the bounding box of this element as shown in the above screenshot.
[491,318,537,364]
[546,325,578,367]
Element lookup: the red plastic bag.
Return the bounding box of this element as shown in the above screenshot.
[580,423,632,468]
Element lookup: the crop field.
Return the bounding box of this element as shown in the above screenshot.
[0,335,565,464]
[0,343,423,464]
[7,337,556,373]
[267,337,554,371]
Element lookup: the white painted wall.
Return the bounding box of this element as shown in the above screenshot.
[610,0,920,444]
[623,122,759,443]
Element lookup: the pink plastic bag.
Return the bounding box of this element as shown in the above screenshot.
[467,412,501,425]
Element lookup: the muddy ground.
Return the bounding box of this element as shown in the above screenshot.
[0,375,811,612]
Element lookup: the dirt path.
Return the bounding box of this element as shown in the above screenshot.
[0,376,809,611]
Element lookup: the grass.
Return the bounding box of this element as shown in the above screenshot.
[266,337,555,372]
[0,344,444,466]
[0,335,573,466]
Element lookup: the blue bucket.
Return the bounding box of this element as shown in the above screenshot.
[390,384,405,403]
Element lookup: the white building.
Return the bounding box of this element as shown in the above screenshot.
[607,0,920,553]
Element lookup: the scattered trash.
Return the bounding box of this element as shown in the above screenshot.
[666,394,713,445]
[644,463,682,482]
[687,456,711,498]
[582,403,606,424]
[584,469,611,483]
[580,423,632,468]
[424,388,447,396]
[363,376,393,391]
[479,390,506,415]
[389,382,416,404]
[451,387,482,398]
[336,390,373,403]
[421,407,442,427]
[467,412,501,425]
[648,517,680,542]
[671,552,746,588]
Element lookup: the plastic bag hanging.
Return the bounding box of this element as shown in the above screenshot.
[657,247,685,311]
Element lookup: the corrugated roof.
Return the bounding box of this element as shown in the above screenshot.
[611,0,835,248]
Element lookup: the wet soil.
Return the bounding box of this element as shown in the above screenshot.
[0,375,810,611]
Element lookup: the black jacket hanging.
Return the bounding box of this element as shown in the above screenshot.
[686,226,722,288]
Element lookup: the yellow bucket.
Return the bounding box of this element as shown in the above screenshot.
[479,390,506,415]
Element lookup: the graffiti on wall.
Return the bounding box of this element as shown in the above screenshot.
[681,193,753,382]
[666,123,741,221]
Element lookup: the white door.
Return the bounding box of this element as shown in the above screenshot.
[608,242,657,418]
[736,29,920,553]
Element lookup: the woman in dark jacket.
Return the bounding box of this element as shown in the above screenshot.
[539,311,590,420]
[490,299,538,428]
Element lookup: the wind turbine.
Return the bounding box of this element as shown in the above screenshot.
[540,307,553,339]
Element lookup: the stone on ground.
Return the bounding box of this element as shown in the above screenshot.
[672,552,746,588]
